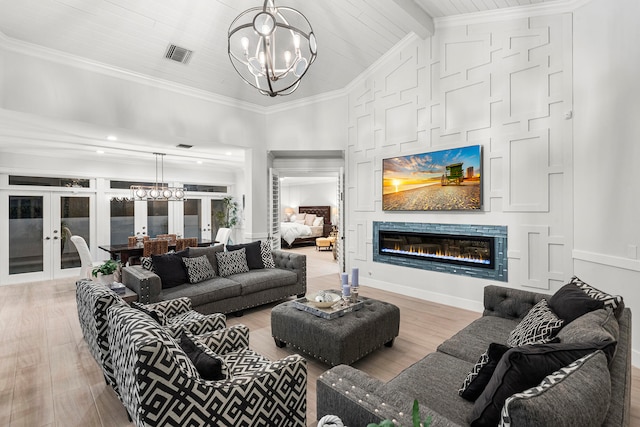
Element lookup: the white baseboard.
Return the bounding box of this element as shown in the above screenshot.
[362,277,484,314]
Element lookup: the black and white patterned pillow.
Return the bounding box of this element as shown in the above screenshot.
[140,256,155,272]
[260,240,275,269]
[182,255,216,284]
[570,276,623,311]
[216,248,249,277]
[459,343,510,401]
[507,299,563,347]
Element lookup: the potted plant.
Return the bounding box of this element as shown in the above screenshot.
[367,400,432,427]
[92,259,120,285]
[214,196,240,228]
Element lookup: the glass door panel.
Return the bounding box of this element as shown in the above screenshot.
[59,195,90,270]
[211,199,224,239]
[147,201,168,238]
[8,195,45,275]
[110,199,134,244]
[183,199,202,240]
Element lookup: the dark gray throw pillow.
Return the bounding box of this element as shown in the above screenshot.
[227,240,264,270]
[469,341,616,427]
[548,283,604,323]
[151,250,189,288]
[179,332,225,381]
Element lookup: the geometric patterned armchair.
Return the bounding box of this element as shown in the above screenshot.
[107,304,307,426]
[75,279,226,395]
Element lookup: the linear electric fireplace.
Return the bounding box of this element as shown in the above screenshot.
[373,222,507,281]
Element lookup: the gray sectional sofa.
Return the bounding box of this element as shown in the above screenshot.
[317,284,631,427]
[122,245,306,315]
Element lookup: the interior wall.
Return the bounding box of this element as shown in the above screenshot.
[573,0,640,364]
[344,12,573,310]
[281,180,338,223]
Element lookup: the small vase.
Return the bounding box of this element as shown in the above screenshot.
[96,273,114,285]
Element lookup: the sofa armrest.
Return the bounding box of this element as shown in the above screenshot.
[318,365,453,427]
[272,250,306,291]
[194,324,250,355]
[122,265,162,304]
[145,297,192,315]
[164,312,227,338]
[483,285,551,321]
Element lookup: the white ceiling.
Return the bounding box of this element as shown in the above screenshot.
[0,0,565,107]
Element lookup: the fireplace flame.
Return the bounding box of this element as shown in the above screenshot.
[386,242,490,265]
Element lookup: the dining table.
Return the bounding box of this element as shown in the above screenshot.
[99,239,212,265]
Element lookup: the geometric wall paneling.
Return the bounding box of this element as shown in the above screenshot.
[442,79,492,135]
[504,129,550,212]
[353,220,368,261]
[354,159,375,212]
[384,101,418,145]
[521,225,551,290]
[356,114,375,152]
[438,31,492,79]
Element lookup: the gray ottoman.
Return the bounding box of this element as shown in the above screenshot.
[271,297,400,366]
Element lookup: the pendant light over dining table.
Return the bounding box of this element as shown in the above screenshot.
[130,153,185,202]
[228,0,317,97]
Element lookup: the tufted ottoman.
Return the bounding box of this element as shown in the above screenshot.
[271,297,400,366]
[315,237,332,251]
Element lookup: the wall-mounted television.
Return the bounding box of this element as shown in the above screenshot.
[382,145,482,211]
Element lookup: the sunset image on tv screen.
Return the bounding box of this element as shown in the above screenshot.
[383,145,482,211]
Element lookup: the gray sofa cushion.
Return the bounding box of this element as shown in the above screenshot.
[557,308,619,362]
[501,351,610,427]
[160,277,242,308]
[437,316,518,363]
[386,351,475,426]
[230,268,298,295]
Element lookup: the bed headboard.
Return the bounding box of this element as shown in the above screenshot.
[298,206,331,224]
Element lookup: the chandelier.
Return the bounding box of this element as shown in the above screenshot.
[131,153,185,201]
[227,0,317,97]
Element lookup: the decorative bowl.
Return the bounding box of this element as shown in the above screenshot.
[307,291,342,308]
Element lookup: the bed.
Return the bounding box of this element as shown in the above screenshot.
[281,205,332,248]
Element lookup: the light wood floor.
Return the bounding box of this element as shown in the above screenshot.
[1,245,639,426]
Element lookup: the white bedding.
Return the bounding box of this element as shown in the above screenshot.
[281,222,312,245]
[280,222,325,245]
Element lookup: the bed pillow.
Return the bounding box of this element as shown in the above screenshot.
[216,248,249,277]
[506,299,563,347]
[295,219,305,224]
[227,241,264,270]
[313,216,324,226]
[304,213,317,226]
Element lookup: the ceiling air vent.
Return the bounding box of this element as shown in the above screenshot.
[176,144,193,149]
[165,44,193,64]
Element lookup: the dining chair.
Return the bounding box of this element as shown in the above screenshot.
[175,237,197,251]
[214,227,232,246]
[143,239,169,257]
[156,233,177,244]
[70,235,103,279]
[127,236,137,247]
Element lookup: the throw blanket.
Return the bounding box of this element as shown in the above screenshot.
[281,222,312,245]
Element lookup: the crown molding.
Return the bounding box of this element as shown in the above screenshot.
[0,31,266,115]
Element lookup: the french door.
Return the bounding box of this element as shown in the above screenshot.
[1,191,94,284]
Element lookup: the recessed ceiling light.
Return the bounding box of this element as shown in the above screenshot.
[96,150,105,154]
[197,160,203,164]
[225,152,232,156]
[107,135,117,141]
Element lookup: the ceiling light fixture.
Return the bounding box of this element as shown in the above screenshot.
[228,0,317,97]
[130,153,185,201]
